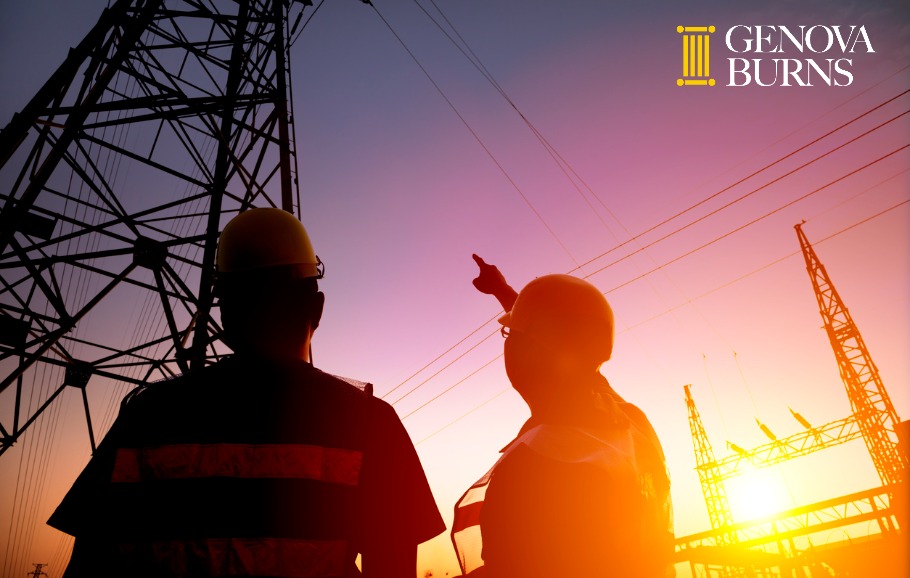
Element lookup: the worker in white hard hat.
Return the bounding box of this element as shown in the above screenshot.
[50,208,445,578]
[452,255,675,578]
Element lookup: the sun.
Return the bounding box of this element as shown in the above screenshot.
[727,468,792,522]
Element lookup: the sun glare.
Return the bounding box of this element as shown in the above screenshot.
[728,468,793,522]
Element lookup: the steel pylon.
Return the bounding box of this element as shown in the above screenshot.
[685,384,737,537]
[0,0,310,456]
[795,222,905,486]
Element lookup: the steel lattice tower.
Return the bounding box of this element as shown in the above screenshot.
[677,226,907,577]
[795,222,905,486]
[685,384,737,539]
[0,0,311,455]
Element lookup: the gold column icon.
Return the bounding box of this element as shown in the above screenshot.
[677,26,716,86]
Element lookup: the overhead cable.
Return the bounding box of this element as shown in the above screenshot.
[369,3,580,267]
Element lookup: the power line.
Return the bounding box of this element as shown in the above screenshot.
[415,0,910,282]
[409,197,909,440]
[591,143,909,291]
[623,171,909,333]
[369,2,580,267]
[372,5,909,404]
[381,312,499,400]
[384,100,908,412]
[416,386,509,445]
[372,4,908,412]
[400,353,502,420]
[578,104,910,279]
[388,327,499,406]
[395,143,909,420]
[412,0,630,258]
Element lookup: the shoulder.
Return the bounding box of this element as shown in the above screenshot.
[122,358,227,408]
[127,357,373,403]
[618,401,670,469]
[305,366,375,399]
[618,401,648,424]
[619,402,660,440]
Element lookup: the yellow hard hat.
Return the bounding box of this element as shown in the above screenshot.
[499,274,614,363]
[216,208,321,277]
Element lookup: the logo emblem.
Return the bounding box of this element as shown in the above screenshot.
[677,26,716,86]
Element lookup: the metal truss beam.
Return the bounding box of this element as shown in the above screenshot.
[716,416,862,480]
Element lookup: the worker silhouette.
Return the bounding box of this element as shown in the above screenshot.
[452,255,675,578]
[49,208,445,577]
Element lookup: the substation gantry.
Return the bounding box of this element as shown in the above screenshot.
[676,223,909,578]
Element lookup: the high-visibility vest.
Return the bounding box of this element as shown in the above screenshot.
[452,417,674,578]
[109,442,364,576]
[114,537,350,578]
[52,359,382,578]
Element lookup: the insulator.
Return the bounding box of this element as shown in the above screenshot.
[789,406,813,429]
[756,418,777,441]
[727,441,747,455]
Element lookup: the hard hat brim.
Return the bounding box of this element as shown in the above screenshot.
[216,208,321,275]
[218,261,322,281]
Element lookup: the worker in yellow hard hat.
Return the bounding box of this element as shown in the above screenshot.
[452,255,675,578]
[214,207,326,362]
[50,208,445,578]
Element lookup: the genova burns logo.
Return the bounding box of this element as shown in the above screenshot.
[677,25,874,87]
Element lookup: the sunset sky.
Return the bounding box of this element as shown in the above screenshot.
[1,0,908,576]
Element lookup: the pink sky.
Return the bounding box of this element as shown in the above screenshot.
[1,1,908,576]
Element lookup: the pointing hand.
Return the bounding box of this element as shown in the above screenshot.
[472,254,508,296]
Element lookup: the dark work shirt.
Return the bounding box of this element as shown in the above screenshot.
[49,355,444,577]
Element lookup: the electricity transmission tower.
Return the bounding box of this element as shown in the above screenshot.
[678,223,907,577]
[0,0,311,456]
[795,222,905,486]
[685,384,736,541]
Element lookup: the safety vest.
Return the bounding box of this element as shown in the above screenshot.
[452,416,674,578]
[52,358,379,578]
[110,443,363,576]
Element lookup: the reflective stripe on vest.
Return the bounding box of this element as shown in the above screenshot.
[111,444,363,485]
[451,471,493,576]
[119,537,347,577]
